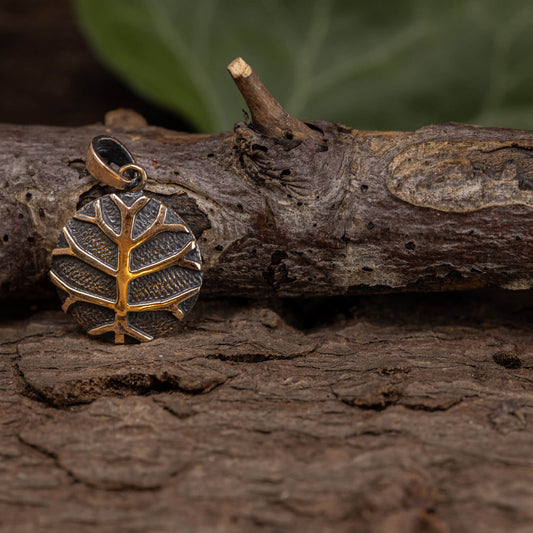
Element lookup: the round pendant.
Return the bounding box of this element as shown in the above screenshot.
[50,190,202,343]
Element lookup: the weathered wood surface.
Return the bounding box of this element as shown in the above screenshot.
[2,117,533,301]
[1,291,532,532]
[2,58,533,301]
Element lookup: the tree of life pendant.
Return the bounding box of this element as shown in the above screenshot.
[49,136,202,344]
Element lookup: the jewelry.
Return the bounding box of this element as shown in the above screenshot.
[49,135,203,344]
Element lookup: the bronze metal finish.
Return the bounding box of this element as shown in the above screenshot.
[49,136,203,343]
[85,135,147,191]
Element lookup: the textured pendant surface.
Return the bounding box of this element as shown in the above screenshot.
[50,190,202,343]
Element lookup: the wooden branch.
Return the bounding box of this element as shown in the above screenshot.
[228,57,322,143]
[1,293,532,530]
[1,59,533,301]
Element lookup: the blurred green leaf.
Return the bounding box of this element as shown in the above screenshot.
[74,0,533,132]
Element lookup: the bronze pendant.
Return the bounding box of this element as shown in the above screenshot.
[50,136,202,344]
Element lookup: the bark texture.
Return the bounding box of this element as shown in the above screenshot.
[1,57,533,302]
[1,118,533,301]
[2,17,532,533]
[1,291,532,532]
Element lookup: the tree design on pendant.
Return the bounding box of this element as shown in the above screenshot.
[50,191,202,343]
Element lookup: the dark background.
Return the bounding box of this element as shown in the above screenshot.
[0,0,188,129]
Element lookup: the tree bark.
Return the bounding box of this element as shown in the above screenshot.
[1,291,532,532]
[1,60,533,301]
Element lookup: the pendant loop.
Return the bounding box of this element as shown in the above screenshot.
[86,135,147,191]
[119,163,147,192]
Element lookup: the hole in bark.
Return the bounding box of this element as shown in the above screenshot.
[215,245,223,251]
[18,214,23,219]
[237,204,244,212]
[280,169,291,177]
[252,144,268,152]
[367,222,375,230]
[3,234,8,242]
[271,250,288,264]
[360,184,368,192]
[27,236,35,243]
[284,131,294,140]
[405,241,416,250]
[516,236,521,241]
[493,351,521,369]
[518,179,533,190]
[341,233,350,243]
[39,208,45,218]
[25,192,32,201]
[305,122,324,135]
[297,201,303,206]
[207,153,214,158]
[362,267,373,272]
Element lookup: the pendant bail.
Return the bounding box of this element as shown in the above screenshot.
[86,135,147,192]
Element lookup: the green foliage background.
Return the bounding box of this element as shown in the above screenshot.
[74,0,533,133]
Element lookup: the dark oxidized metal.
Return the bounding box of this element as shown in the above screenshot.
[49,136,202,344]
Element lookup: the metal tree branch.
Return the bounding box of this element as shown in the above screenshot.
[1,58,533,301]
[50,193,201,343]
